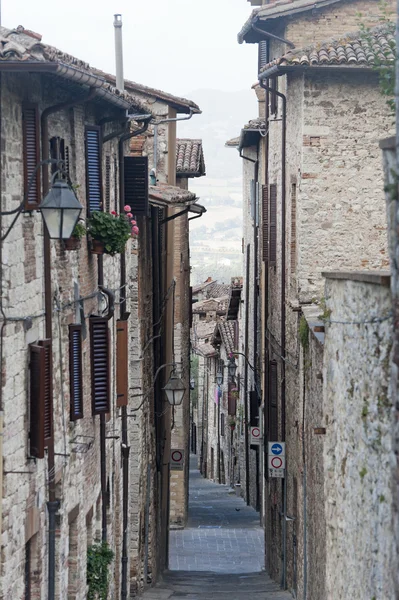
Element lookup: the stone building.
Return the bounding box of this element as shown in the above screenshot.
[0,23,202,600]
[235,0,396,596]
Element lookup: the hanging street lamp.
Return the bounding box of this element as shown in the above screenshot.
[40,175,83,240]
[163,372,186,406]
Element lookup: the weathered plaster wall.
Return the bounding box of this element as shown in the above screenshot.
[323,275,394,600]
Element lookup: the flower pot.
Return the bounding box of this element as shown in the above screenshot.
[63,237,81,251]
[90,240,105,255]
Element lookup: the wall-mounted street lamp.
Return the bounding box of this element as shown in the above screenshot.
[40,174,82,239]
[216,355,238,386]
[163,371,186,406]
[190,377,195,390]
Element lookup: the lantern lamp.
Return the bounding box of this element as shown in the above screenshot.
[163,372,186,406]
[40,178,83,239]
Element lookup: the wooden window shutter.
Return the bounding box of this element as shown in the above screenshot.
[90,317,110,415]
[250,179,256,221]
[85,126,103,214]
[291,183,297,273]
[22,104,41,210]
[258,40,269,74]
[39,339,53,445]
[116,320,128,407]
[228,382,237,416]
[269,360,278,441]
[189,286,193,328]
[105,155,111,213]
[270,77,278,116]
[221,413,225,437]
[69,325,83,421]
[262,185,269,262]
[124,156,149,216]
[249,390,259,426]
[29,344,45,458]
[269,184,277,266]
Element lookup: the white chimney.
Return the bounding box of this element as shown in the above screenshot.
[114,14,124,92]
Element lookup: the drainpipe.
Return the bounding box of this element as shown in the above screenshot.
[0,71,3,580]
[259,79,287,588]
[153,111,193,179]
[244,244,251,505]
[41,87,96,600]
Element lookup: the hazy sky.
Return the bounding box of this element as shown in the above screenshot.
[2,0,258,98]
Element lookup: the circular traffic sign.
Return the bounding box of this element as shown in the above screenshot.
[271,456,283,469]
[252,427,261,438]
[171,450,183,462]
[271,443,283,455]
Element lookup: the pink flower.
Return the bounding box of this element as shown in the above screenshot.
[124,205,131,212]
[127,213,133,218]
[130,219,137,226]
[111,210,117,216]
[131,226,139,236]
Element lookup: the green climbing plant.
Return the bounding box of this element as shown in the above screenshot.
[87,542,114,600]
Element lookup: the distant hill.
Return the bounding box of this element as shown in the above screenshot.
[178,88,257,284]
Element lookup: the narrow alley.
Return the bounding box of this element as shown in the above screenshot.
[139,456,290,599]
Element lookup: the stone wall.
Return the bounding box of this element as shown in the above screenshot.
[323,273,394,600]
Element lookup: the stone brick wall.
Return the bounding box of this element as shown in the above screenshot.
[323,274,394,600]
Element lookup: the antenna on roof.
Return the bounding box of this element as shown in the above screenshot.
[114,14,124,92]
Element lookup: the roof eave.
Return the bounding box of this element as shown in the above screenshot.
[259,63,375,79]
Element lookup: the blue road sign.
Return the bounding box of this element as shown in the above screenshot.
[271,443,283,456]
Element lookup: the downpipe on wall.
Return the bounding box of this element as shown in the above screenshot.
[259,78,288,589]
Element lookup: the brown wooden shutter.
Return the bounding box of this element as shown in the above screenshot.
[22,104,41,210]
[269,184,277,266]
[40,339,53,444]
[116,320,128,407]
[105,155,111,213]
[258,40,269,74]
[69,325,83,421]
[90,317,110,415]
[262,185,269,262]
[228,382,236,416]
[124,156,149,216]
[85,126,103,214]
[189,286,193,328]
[291,183,297,273]
[29,344,46,458]
[249,390,259,427]
[269,360,278,441]
[270,77,278,116]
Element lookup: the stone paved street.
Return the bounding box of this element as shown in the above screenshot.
[138,456,291,599]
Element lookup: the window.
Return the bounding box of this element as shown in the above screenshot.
[291,183,297,273]
[69,325,83,421]
[262,185,269,262]
[249,390,259,426]
[124,156,149,216]
[221,413,225,436]
[49,136,68,176]
[90,317,110,415]
[228,383,237,416]
[269,184,277,266]
[22,104,41,210]
[85,126,102,214]
[116,320,128,407]
[29,340,53,458]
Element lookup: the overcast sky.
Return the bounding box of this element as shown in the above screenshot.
[2,0,257,98]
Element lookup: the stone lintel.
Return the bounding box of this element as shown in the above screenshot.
[322,271,391,287]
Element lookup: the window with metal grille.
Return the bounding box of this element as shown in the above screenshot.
[270,78,278,116]
[22,104,41,210]
[269,184,277,266]
[262,185,269,262]
[116,319,128,407]
[90,317,110,415]
[85,126,103,214]
[258,40,269,74]
[291,183,297,274]
[105,155,111,212]
[124,156,149,216]
[269,360,278,441]
[221,413,225,436]
[29,339,53,458]
[69,325,83,421]
[49,137,67,176]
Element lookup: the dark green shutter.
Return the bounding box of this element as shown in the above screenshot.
[269,184,277,266]
[29,344,45,458]
[69,325,83,421]
[124,156,149,216]
[90,317,110,415]
[22,104,41,210]
[85,126,103,214]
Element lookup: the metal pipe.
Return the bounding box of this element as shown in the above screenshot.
[244,244,251,505]
[153,111,193,178]
[100,413,107,542]
[217,388,221,484]
[252,23,295,49]
[0,72,4,570]
[114,14,124,92]
[41,87,97,600]
[259,78,287,588]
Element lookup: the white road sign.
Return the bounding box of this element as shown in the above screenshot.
[170,449,184,471]
[251,427,261,445]
[268,442,285,478]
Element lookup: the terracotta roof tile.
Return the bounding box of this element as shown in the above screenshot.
[260,24,395,76]
[176,139,206,177]
[225,137,240,148]
[149,184,196,206]
[215,321,237,356]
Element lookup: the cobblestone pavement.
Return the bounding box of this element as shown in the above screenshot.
[138,455,291,599]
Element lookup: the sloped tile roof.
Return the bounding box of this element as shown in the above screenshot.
[0,25,149,112]
[216,321,237,355]
[149,184,196,206]
[225,137,240,148]
[260,25,395,77]
[196,343,217,358]
[206,283,231,300]
[238,0,343,43]
[193,296,229,314]
[243,117,266,130]
[176,139,206,177]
